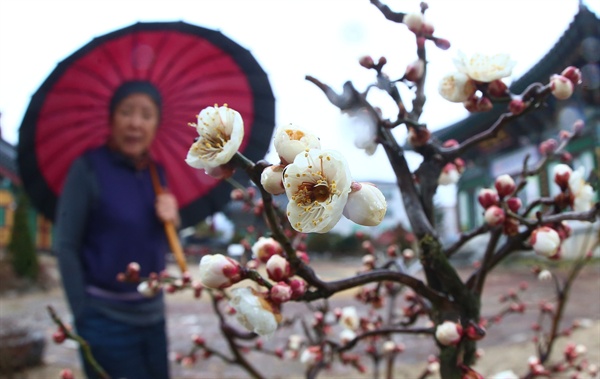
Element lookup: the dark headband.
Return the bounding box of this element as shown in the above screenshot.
[109,81,162,117]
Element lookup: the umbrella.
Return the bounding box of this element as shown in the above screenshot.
[17,21,275,229]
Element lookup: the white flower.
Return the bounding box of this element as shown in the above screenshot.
[137,281,158,297]
[538,270,552,281]
[491,370,519,379]
[438,72,476,102]
[530,227,561,258]
[435,321,463,346]
[339,329,356,344]
[300,346,322,367]
[403,12,424,32]
[198,254,242,289]
[453,51,516,83]
[568,167,595,212]
[340,306,360,331]
[343,182,387,226]
[260,164,286,195]
[343,110,378,156]
[266,254,291,281]
[287,334,304,351]
[283,149,352,233]
[438,163,461,185]
[273,124,321,164]
[230,287,281,338]
[186,104,244,170]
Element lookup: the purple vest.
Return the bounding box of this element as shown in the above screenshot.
[82,146,168,294]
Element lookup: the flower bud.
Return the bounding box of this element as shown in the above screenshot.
[60,369,75,379]
[404,59,425,82]
[550,74,574,100]
[484,205,505,226]
[530,227,561,258]
[270,282,292,304]
[494,174,515,198]
[560,66,582,85]
[252,237,283,264]
[266,254,291,281]
[506,197,522,213]
[464,95,493,113]
[198,254,242,289]
[538,270,552,281]
[260,164,285,195]
[137,281,159,297]
[434,38,451,50]
[289,278,307,299]
[53,329,67,344]
[538,138,558,155]
[465,322,486,341]
[435,321,463,346]
[509,99,526,115]
[343,182,387,226]
[487,80,508,97]
[553,163,573,190]
[478,188,499,209]
[408,126,431,146]
[403,12,424,33]
[439,72,476,102]
[359,55,375,69]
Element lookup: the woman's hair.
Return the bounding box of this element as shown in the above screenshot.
[109,81,162,118]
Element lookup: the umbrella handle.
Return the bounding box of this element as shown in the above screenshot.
[149,163,188,274]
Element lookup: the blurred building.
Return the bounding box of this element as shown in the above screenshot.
[0,121,52,253]
[433,3,600,255]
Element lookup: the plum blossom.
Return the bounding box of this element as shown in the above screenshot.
[484,205,505,227]
[342,182,387,226]
[283,149,352,233]
[453,51,516,83]
[435,321,463,346]
[403,12,424,33]
[270,282,292,304]
[568,167,595,212]
[339,329,357,344]
[265,255,291,281]
[478,188,499,209]
[438,163,461,185]
[495,174,516,198]
[550,74,574,100]
[438,72,476,102]
[300,346,322,367]
[340,306,360,331]
[230,287,282,338]
[198,254,242,289]
[530,226,561,258]
[186,104,244,170]
[273,124,321,164]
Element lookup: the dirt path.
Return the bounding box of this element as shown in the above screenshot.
[1,258,599,379]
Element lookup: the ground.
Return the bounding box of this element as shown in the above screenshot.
[0,255,598,379]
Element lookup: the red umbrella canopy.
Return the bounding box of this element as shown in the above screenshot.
[18,21,275,227]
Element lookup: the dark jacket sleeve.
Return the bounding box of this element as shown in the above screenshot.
[53,157,96,321]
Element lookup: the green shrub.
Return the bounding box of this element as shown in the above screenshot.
[7,190,38,280]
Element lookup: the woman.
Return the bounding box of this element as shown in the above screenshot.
[54,81,178,379]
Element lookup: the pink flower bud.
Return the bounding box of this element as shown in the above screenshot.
[198,254,242,289]
[434,38,451,50]
[205,164,235,179]
[53,329,67,344]
[60,369,75,379]
[270,282,292,304]
[300,346,323,367]
[463,95,493,113]
[421,22,435,35]
[484,205,505,226]
[509,99,526,115]
[487,80,508,97]
[408,127,431,147]
[538,138,558,155]
[552,164,572,190]
[404,59,425,82]
[560,66,582,85]
[530,227,561,258]
[266,254,291,281]
[495,174,516,198]
[435,321,463,346]
[438,163,460,185]
[465,322,486,341]
[506,197,522,212]
[572,119,585,134]
[359,55,375,69]
[478,188,499,209]
[550,74,574,100]
[230,188,245,201]
[192,334,205,346]
[252,237,283,264]
[289,278,307,299]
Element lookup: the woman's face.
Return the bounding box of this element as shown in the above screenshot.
[110,93,160,159]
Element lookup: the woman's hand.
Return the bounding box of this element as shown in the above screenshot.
[155,193,180,226]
